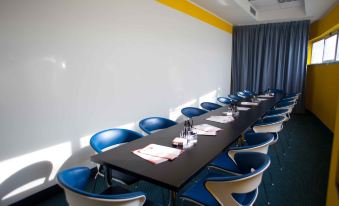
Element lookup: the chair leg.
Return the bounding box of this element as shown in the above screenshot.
[92,173,99,192]
[273,144,283,172]
[268,170,274,186]
[262,180,271,205]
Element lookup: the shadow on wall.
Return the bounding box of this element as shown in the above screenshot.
[0,88,227,205]
[0,161,53,206]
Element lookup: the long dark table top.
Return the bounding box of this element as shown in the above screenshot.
[91,94,282,191]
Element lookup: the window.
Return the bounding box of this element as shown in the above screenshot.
[310,32,339,64]
[323,34,337,62]
[311,39,324,64]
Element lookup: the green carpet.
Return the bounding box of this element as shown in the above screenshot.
[35,112,332,206]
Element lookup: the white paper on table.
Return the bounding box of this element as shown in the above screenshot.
[258,94,274,98]
[137,144,182,160]
[193,124,222,132]
[236,107,251,111]
[241,102,259,106]
[191,128,217,136]
[133,149,168,164]
[257,98,268,101]
[206,116,234,124]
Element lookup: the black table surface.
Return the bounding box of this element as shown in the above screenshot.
[91,94,282,191]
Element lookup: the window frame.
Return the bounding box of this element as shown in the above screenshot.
[310,31,339,65]
[310,39,325,64]
[322,33,338,63]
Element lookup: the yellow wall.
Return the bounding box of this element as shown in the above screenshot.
[306,3,339,206]
[306,64,339,131]
[306,2,339,131]
[156,0,232,33]
[327,98,339,206]
[309,3,339,41]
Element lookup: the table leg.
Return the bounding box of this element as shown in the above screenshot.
[104,165,112,186]
[168,190,176,206]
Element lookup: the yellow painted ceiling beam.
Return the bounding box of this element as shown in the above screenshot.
[156,0,233,33]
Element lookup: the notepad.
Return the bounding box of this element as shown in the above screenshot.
[258,94,274,98]
[236,107,251,111]
[206,116,234,124]
[133,149,168,164]
[257,98,268,101]
[137,144,182,160]
[241,102,259,106]
[193,124,222,132]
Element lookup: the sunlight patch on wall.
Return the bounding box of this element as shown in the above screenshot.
[169,99,198,121]
[198,90,217,105]
[0,142,72,184]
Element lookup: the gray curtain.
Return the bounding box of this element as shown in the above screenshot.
[231,20,309,112]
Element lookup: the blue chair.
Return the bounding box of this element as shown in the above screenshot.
[243,89,255,96]
[228,94,242,101]
[264,108,290,121]
[209,132,274,175]
[180,152,270,206]
[57,167,154,206]
[181,107,208,118]
[90,129,143,185]
[285,93,300,99]
[200,102,222,111]
[252,116,285,172]
[280,96,297,102]
[266,88,284,94]
[217,97,233,105]
[139,117,177,135]
[237,91,252,98]
[253,116,285,133]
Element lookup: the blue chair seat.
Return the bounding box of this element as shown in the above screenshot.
[217,97,232,105]
[139,117,177,135]
[209,132,273,174]
[265,108,289,117]
[180,171,257,206]
[229,94,243,101]
[276,101,294,108]
[209,152,242,174]
[200,102,222,111]
[254,116,285,126]
[181,107,208,118]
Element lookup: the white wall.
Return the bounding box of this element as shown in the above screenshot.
[0,0,232,204]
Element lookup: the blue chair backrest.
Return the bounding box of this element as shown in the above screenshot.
[228,94,242,101]
[234,152,270,174]
[266,108,289,116]
[217,97,232,105]
[90,129,143,153]
[237,91,252,98]
[255,116,285,126]
[243,89,255,95]
[244,132,274,147]
[139,117,177,135]
[276,101,294,108]
[57,167,146,206]
[266,88,284,94]
[181,107,208,118]
[204,152,270,206]
[200,102,222,111]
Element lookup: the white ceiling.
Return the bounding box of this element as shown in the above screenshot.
[190,0,337,26]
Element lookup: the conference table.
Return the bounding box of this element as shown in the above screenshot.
[91,94,282,202]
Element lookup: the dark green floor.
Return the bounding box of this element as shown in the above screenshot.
[35,112,332,206]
